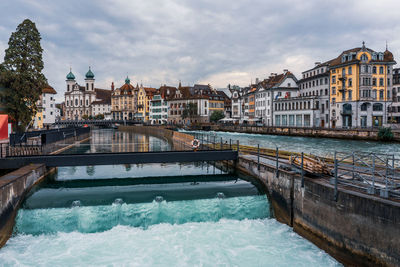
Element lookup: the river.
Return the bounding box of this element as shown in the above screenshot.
[0,129,341,266]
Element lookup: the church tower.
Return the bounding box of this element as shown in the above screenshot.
[66,68,75,91]
[85,66,95,92]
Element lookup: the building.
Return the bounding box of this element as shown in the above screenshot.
[91,88,112,118]
[33,84,57,129]
[64,68,111,120]
[389,68,400,123]
[230,85,243,121]
[137,85,157,122]
[149,94,168,124]
[111,77,137,120]
[329,43,396,128]
[296,61,331,127]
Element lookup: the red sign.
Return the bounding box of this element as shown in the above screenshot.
[0,115,8,140]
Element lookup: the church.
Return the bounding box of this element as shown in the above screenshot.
[64,68,111,120]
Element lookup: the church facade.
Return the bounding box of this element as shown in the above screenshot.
[64,68,111,120]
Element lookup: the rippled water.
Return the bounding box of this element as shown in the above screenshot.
[181,129,400,157]
[0,129,343,266]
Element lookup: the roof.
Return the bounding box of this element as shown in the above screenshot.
[66,70,75,80]
[94,88,111,104]
[329,46,395,67]
[85,67,95,79]
[42,85,57,94]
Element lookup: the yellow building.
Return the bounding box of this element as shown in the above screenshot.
[111,77,137,120]
[137,85,156,122]
[329,42,396,128]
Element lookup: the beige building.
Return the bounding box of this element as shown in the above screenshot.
[111,77,137,120]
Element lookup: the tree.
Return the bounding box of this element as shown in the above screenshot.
[210,110,225,122]
[95,114,104,120]
[182,103,197,119]
[0,19,47,132]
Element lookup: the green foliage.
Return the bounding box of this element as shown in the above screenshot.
[210,110,225,122]
[95,114,104,120]
[378,127,394,141]
[82,114,89,120]
[182,103,197,119]
[0,19,47,132]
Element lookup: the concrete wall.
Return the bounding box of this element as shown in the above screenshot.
[0,164,47,247]
[237,156,400,267]
[118,126,194,149]
[194,124,400,141]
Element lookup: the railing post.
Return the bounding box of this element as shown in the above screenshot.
[220,137,223,150]
[301,152,304,187]
[352,152,355,180]
[334,151,338,201]
[380,157,389,198]
[213,136,216,150]
[275,147,279,178]
[368,154,376,195]
[229,139,232,150]
[237,140,239,153]
[257,144,260,170]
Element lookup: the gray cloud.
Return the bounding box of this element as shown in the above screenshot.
[0,0,399,102]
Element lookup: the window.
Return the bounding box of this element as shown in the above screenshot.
[379,66,384,74]
[332,87,336,95]
[75,99,78,106]
[66,100,69,107]
[373,66,377,74]
[348,90,352,100]
[379,78,384,86]
[342,68,346,76]
[388,78,390,86]
[348,66,352,75]
[348,78,352,87]
[372,78,377,86]
[332,76,336,84]
[379,90,384,99]
[361,53,368,62]
[67,85,70,91]
[373,103,383,111]
[332,98,336,104]
[361,103,368,111]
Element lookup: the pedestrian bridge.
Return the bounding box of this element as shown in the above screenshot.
[0,149,238,169]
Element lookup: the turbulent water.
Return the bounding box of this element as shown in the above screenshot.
[181,129,400,157]
[0,129,343,266]
[1,195,340,267]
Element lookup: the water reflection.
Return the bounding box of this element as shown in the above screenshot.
[64,129,171,154]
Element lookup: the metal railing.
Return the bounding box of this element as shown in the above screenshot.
[332,151,400,199]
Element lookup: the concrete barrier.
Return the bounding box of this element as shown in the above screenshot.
[0,164,47,247]
[237,155,400,267]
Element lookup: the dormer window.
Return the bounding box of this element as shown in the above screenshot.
[378,53,384,60]
[341,55,347,62]
[372,53,377,60]
[361,53,368,62]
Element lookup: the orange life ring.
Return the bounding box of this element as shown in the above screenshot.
[191,139,200,149]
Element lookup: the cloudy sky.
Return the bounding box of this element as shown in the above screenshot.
[1,0,400,102]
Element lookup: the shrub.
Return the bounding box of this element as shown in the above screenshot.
[378,127,394,141]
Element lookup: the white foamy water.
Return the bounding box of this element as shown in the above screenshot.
[0,219,341,267]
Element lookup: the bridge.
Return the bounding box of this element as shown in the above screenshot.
[0,149,238,169]
[53,120,140,127]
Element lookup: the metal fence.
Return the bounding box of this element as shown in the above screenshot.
[332,151,400,200]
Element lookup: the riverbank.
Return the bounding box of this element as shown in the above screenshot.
[184,124,400,142]
[235,154,400,267]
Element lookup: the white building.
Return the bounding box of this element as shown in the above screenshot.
[64,67,111,120]
[33,85,57,129]
[149,94,168,124]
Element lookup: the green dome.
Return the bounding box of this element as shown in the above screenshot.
[125,76,130,84]
[85,67,95,79]
[66,70,75,80]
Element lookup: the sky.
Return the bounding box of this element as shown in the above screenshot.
[1,0,400,102]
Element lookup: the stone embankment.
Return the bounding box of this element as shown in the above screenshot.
[188,124,400,141]
[237,154,400,267]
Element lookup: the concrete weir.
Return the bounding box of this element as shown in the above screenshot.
[237,155,400,267]
[0,164,47,247]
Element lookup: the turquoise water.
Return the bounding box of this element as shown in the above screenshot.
[0,129,342,266]
[181,129,400,157]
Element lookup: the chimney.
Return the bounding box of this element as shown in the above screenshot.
[315,62,321,67]
[111,82,114,91]
[283,69,288,74]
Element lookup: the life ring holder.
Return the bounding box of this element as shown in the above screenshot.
[191,139,201,150]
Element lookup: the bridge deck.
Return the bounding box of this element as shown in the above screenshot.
[0,150,238,169]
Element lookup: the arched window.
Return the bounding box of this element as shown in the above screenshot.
[361,53,368,62]
[75,99,78,106]
[372,66,377,74]
[373,103,383,111]
[379,66,384,74]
